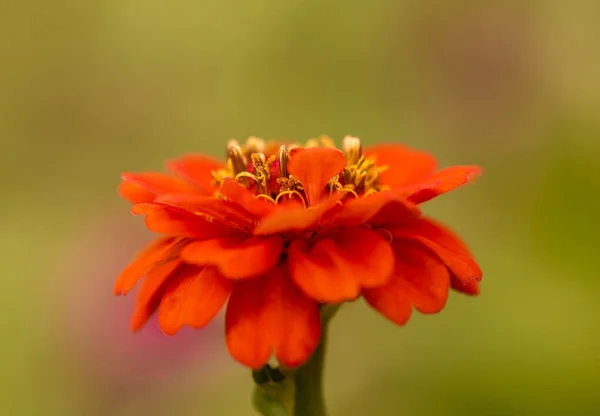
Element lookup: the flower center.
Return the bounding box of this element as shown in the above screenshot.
[212,136,389,205]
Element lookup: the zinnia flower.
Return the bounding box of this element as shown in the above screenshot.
[115,135,482,369]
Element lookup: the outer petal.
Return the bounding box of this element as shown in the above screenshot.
[225,266,321,369]
[389,217,482,284]
[363,241,450,326]
[155,193,254,230]
[288,227,395,303]
[324,190,419,227]
[131,203,239,239]
[407,165,482,204]
[130,259,182,331]
[364,144,437,189]
[287,147,347,206]
[166,154,224,194]
[451,275,480,295]
[158,266,232,335]
[254,192,344,235]
[180,235,284,279]
[114,236,180,295]
[118,181,156,204]
[367,198,422,228]
[220,179,276,218]
[121,172,197,196]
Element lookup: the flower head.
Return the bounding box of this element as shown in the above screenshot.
[115,135,482,369]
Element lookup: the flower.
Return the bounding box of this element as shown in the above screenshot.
[115,135,482,369]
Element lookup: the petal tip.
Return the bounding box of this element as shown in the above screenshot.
[113,286,126,296]
[130,316,147,332]
[120,172,134,181]
[159,325,179,336]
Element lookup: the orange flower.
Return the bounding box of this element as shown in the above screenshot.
[115,136,482,369]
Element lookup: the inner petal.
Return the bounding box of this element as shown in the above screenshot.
[288,227,394,303]
[225,266,321,369]
[180,235,284,279]
[287,147,347,206]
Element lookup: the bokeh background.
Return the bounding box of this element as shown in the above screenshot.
[2,1,599,415]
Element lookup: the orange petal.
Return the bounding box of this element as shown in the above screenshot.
[389,217,482,284]
[131,203,238,239]
[121,172,197,196]
[407,165,482,204]
[225,266,321,369]
[364,144,438,189]
[220,179,276,218]
[166,154,224,194]
[155,193,254,230]
[114,236,180,295]
[288,227,395,303]
[451,274,480,295]
[287,147,347,206]
[363,241,450,326]
[158,266,232,335]
[367,198,422,227]
[130,259,182,331]
[180,235,284,279]
[272,270,322,369]
[324,190,419,227]
[254,192,344,235]
[118,181,156,204]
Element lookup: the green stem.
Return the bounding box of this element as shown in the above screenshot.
[293,318,330,416]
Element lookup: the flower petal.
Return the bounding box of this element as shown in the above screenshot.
[114,236,180,295]
[155,193,254,230]
[220,179,276,218]
[366,198,422,227]
[407,165,482,204]
[389,217,482,284]
[118,181,156,204]
[131,203,238,239]
[272,271,322,369]
[324,190,419,227]
[288,227,394,303]
[130,259,182,331]
[254,192,344,235]
[166,154,224,193]
[158,266,232,335]
[121,172,197,196]
[364,144,438,189]
[451,274,480,295]
[225,266,321,369]
[287,147,347,206]
[180,235,284,279]
[363,241,450,326]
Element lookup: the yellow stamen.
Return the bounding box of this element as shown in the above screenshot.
[275,190,307,208]
[227,140,247,176]
[256,194,277,204]
[342,188,360,199]
[244,136,266,157]
[343,135,362,166]
[279,145,289,178]
[214,136,387,207]
[304,138,319,148]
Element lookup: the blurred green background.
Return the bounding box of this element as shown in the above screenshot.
[2,1,599,415]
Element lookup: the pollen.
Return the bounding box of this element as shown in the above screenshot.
[212,136,388,204]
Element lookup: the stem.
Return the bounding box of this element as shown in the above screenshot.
[293,319,330,416]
